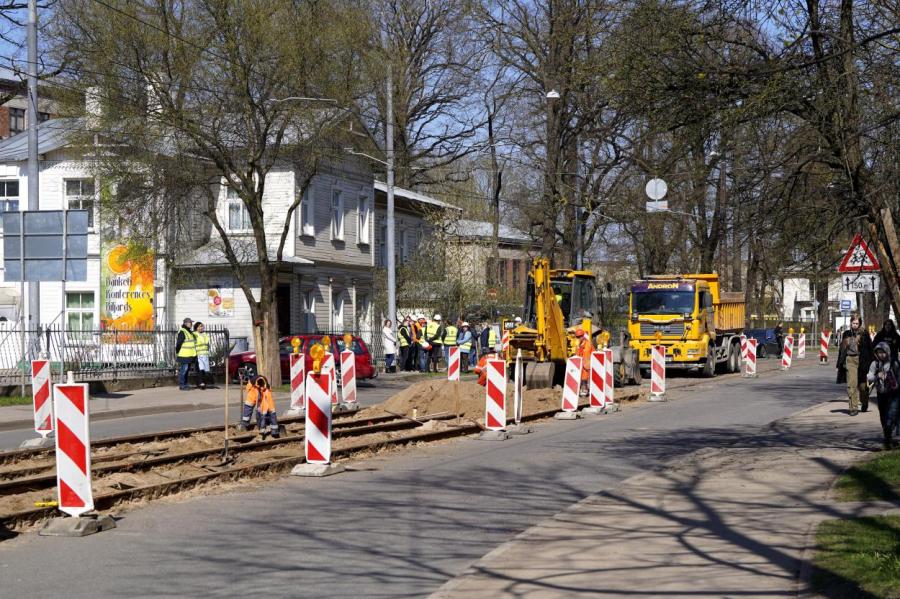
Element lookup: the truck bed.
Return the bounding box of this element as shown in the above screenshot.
[715,292,745,333]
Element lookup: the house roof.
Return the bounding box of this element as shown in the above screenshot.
[0,118,85,161]
[374,180,459,211]
[446,219,532,244]
[176,242,314,268]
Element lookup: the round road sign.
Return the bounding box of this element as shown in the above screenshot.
[645,178,668,200]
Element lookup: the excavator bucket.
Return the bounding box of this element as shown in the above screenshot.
[525,362,555,389]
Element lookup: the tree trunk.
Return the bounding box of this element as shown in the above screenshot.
[248,268,281,385]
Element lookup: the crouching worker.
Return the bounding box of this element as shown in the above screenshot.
[474,345,501,387]
[241,376,280,438]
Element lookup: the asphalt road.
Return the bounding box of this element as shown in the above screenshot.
[0,364,857,598]
[0,379,412,451]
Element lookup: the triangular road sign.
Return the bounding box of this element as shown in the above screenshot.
[837,234,880,272]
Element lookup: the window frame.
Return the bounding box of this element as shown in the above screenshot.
[64,178,97,230]
[357,194,371,245]
[302,289,316,332]
[9,108,25,134]
[65,291,96,338]
[331,188,344,241]
[332,291,344,329]
[225,186,253,233]
[0,179,20,217]
[299,188,315,237]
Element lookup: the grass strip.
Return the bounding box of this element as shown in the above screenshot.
[834,449,900,502]
[0,396,32,407]
[811,515,900,599]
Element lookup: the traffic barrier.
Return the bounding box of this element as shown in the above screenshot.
[304,372,332,464]
[798,333,806,360]
[589,351,606,408]
[743,338,758,377]
[781,336,793,370]
[53,383,93,516]
[340,350,357,404]
[740,334,747,362]
[501,331,509,356]
[561,357,582,412]
[604,348,614,406]
[485,359,507,431]
[447,346,460,381]
[650,345,666,401]
[819,331,829,363]
[323,353,338,404]
[31,360,53,437]
[289,354,305,412]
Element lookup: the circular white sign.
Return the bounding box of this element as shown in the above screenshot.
[645,178,668,200]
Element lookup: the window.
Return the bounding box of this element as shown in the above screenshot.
[377,224,387,267]
[399,229,409,263]
[356,293,370,330]
[332,291,344,329]
[299,188,314,237]
[512,259,522,290]
[302,289,316,332]
[331,189,344,240]
[65,179,96,229]
[357,195,371,245]
[9,108,25,134]
[226,187,251,232]
[0,180,19,214]
[66,292,95,334]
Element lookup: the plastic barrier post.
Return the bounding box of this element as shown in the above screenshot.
[289,354,305,413]
[447,347,460,382]
[649,345,666,401]
[798,333,806,360]
[304,372,332,464]
[743,339,758,378]
[604,348,615,406]
[589,351,606,408]
[53,383,93,517]
[484,359,507,431]
[560,357,581,413]
[31,359,53,437]
[781,336,793,370]
[340,350,357,404]
[819,332,829,364]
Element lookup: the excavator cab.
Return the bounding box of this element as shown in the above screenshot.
[523,272,596,328]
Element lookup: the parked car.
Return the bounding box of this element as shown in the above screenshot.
[227,335,377,383]
[744,328,781,358]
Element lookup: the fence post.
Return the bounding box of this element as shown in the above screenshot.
[113,328,118,380]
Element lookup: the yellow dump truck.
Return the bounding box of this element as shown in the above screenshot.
[627,274,745,377]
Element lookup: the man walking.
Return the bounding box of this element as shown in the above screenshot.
[175,317,197,391]
[837,314,874,416]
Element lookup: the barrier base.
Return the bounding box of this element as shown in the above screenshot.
[554,411,579,420]
[742,373,759,378]
[581,406,605,416]
[506,423,533,435]
[602,403,620,414]
[39,514,116,537]
[648,393,667,402]
[20,435,54,449]
[333,403,359,415]
[284,407,305,418]
[478,430,509,441]
[291,463,345,477]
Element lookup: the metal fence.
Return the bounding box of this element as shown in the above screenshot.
[0,323,230,386]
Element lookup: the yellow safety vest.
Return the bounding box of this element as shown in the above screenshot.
[195,332,210,356]
[459,330,472,352]
[398,326,410,347]
[487,327,498,348]
[444,325,458,346]
[426,321,440,343]
[177,327,197,358]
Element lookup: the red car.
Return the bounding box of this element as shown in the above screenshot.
[227,334,377,383]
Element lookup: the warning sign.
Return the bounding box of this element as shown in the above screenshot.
[837,234,880,273]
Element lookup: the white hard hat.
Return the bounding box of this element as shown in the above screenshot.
[514,317,522,323]
[462,321,470,327]
[434,314,442,321]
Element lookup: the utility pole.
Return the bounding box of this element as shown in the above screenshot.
[385,62,397,336]
[27,0,40,331]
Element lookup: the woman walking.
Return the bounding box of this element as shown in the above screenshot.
[837,314,874,416]
[382,319,397,374]
[867,342,900,449]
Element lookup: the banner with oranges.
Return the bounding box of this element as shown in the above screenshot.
[100,242,155,333]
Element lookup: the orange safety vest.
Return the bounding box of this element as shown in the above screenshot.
[474,353,498,387]
[244,383,276,413]
[578,338,593,381]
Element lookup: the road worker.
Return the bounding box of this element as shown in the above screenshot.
[417,315,430,372]
[443,318,458,368]
[474,344,502,387]
[193,321,210,390]
[480,322,498,360]
[398,317,412,371]
[575,328,593,396]
[426,314,445,372]
[241,375,279,438]
[457,322,474,373]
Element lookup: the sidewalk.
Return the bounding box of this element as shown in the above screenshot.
[431,398,900,598]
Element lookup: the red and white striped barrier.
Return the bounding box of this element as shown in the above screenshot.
[781,336,793,370]
[650,345,666,400]
[819,331,829,363]
[740,334,748,362]
[323,353,339,404]
[604,348,614,406]
[447,346,460,382]
[484,359,506,431]
[561,356,582,412]
[304,372,332,464]
[743,338,758,377]
[589,351,606,408]
[31,360,53,437]
[340,350,357,404]
[501,331,509,356]
[797,333,806,360]
[53,383,93,517]
[289,353,305,412]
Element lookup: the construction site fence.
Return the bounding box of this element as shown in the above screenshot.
[0,323,231,386]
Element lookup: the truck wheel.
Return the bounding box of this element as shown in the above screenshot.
[630,365,642,385]
[730,344,741,373]
[703,347,716,378]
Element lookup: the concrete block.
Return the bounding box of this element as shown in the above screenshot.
[283,408,305,418]
[581,407,604,416]
[333,403,359,415]
[648,394,667,402]
[506,423,533,435]
[602,404,620,414]
[290,463,345,477]
[20,435,55,449]
[554,411,579,420]
[39,514,116,537]
[477,430,509,441]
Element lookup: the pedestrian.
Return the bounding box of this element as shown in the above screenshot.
[175,317,196,391]
[382,319,397,373]
[575,328,593,396]
[398,317,412,371]
[873,319,900,363]
[240,375,280,438]
[458,322,473,373]
[193,321,210,390]
[774,322,784,358]
[837,314,874,416]
[866,342,900,450]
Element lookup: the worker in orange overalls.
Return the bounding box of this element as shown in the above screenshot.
[575,328,593,396]
[474,343,501,387]
[240,375,280,438]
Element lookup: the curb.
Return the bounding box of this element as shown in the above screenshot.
[0,401,228,432]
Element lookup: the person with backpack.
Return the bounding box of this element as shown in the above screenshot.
[873,319,900,363]
[867,341,900,450]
